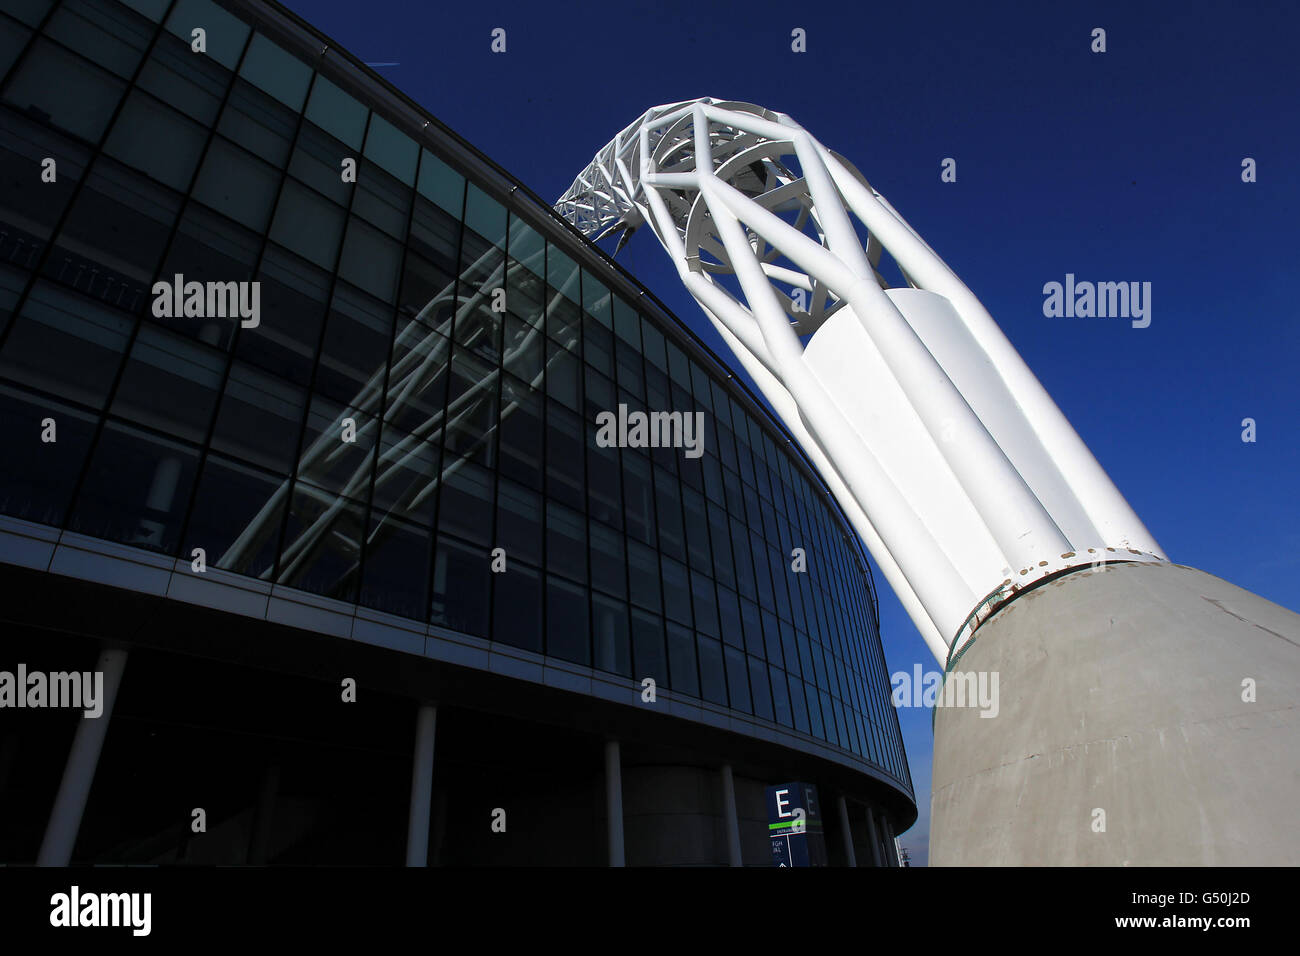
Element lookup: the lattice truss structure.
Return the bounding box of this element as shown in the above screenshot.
[557,98,1165,660]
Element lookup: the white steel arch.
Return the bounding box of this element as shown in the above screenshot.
[556,98,1164,660]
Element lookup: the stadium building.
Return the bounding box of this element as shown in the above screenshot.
[0,0,914,865]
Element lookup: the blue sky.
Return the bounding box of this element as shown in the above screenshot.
[283,0,1300,863]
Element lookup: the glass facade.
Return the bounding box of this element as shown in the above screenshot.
[0,0,909,790]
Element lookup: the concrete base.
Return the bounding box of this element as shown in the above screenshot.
[931,562,1300,865]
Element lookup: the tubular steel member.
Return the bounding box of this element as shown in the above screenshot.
[556,98,1164,662]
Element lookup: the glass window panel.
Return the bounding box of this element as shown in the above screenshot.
[295,394,377,498]
[110,324,224,444]
[496,477,541,566]
[641,319,667,371]
[498,376,541,484]
[443,348,498,465]
[437,456,494,546]
[353,161,412,238]
[691,570,719,638]
[0,282,131,410]
[0,384,96,527]
[166,0,250,69]
[278,486,363,602]
[408,195,460,280]
[371,424,438,527]
[137,29,229,126]
[1,110,90,242]
[503,316,543,385]
[630,609,667,688]
[0,20,29,80]
[359,512,429,621]
[717,586,743,649]
[748,656,773,720]
[546,244,579,304]
[210,362,307,475]
[545,340,580,409]
[363,113,418,185]
[238,33,311,111]
[698,636,727,706]
[505,256,544,328]
[416,148,464,216]
[653,466,685,561]
[106,89,208,192]
[682,486,710,569]
[305,75,368,149]
[493,560,542,653]
[314,281,395,404]
[69,420,199,554]
[585,434,620,530]
[788,675,810,734]
[581,272,611,328]
[7,0,54,26]
[627,539,661,613]
[724,645,751,714]
[157,204,260,350]
[583,315,613,377]
[183,452,282,578]
[546,294,581,347]
[769,665,792,727]
[507,215,544,277]
[271,179,346,269]
[612,297,639,345]
[545,500,586,584]
[3,39,125,142]
[287,121,352,206]
[545,400,583,508]
[464,184,506,249]
[193,136,280,233]
[592,592,631,676]
[546,575,589,665]
[234,258,317,378]
[661,555,691,626]
[431,532,488,637]
[47,0,152,80]
[588,519,625,599]
[216,79,296,169]
[397,252,455,332]
[707,500,734,588]
[338,218,402,302]
[622,449,655,547]
[761,609,784,665]
[805,681,825,739]
[614,337,643,397]
[666,622,698,697]
[666,340,690,388]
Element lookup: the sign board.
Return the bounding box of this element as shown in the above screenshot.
[765,781,827,867]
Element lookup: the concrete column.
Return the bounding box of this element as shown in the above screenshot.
[836,795,857,867]
[864,805,884,867]
[720,764,743,866]
[38,646,129,866]
[247,763,280,865]
[405,703,437,867]
[881,816,897,866]
[605,739,624,867]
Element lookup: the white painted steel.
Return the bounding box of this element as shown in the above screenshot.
[557,98,1164,657]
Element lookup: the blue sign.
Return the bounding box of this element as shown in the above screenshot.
[765,782,827,867]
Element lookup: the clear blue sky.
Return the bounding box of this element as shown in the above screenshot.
[283,0,1300,863]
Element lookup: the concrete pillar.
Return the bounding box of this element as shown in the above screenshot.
[605,739,624,866]
[38,646,129,866]
[864,805,884,867]
[881,817,897,866]
[247,763,280,865]
[720,764,743,866]
[836,795,857,867]
[931,562,1300,865]
[405,702,437,867]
